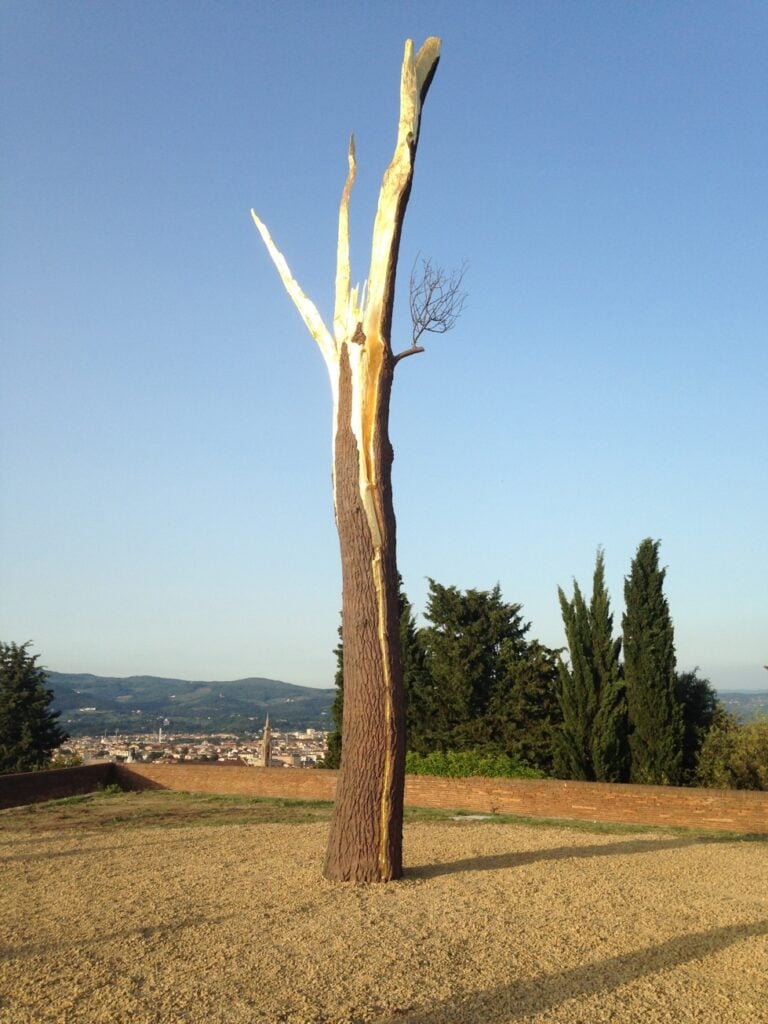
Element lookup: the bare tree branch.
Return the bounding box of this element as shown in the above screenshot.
[392,344,425,365]
[394,257,467,364]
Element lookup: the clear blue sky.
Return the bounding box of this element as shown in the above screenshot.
[1,1,766,691]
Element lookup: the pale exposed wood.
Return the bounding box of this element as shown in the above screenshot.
[333,135,358,346]
[363,37,441,351]
[249,211,337,372]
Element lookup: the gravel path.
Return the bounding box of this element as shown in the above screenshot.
[1,819,766,1023]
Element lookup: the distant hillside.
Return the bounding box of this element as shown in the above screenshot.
[47,673,765,738]
[47,672,334,736]
[717,690,768,722]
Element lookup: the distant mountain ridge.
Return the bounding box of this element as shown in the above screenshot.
[47,672,334,736]
[717,689,768,722]
[46,671,767,738]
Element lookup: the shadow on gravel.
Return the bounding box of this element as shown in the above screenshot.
[0,833,203,865]
[1,912,236,962]
[407,834,735,880]
[386,919,768,1022]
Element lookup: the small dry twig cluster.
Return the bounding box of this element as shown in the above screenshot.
[410,256,468,343]
[394,256,468,364]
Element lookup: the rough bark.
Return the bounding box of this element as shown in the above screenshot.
[323,347,404,880]
[252,38,441,882]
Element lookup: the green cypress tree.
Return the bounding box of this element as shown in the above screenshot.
[555,550,628,782]
[622,539,684,785]
[589,550,629,782]
[0,642,68,774]
[555,578,596,779]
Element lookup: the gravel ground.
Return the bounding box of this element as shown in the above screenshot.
[1,816,766,1023]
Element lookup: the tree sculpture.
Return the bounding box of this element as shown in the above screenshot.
[252,38,443,881]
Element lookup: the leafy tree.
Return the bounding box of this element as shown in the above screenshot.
[493,638,561,773]
[694,707,738,789]
[0,642,68,774]
[697,712,768,791]
[419,581,561,771]
[400,587,431,755]
[728,716,768,790]
[49,747,83,769]
[555,549,628,782]
[622,539,684,785]
[419,581,527,751]
[676,667,721,783]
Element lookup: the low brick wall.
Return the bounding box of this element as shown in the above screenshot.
[113,763,768,835]
[114,762,337,801]
[0,762,115,810]
[403,774,768,834]
[2,762,765,833]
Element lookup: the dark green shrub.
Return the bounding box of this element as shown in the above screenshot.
[405,749,543,779]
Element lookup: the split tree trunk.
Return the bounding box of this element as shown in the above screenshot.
[326,346,403,880]
[252,38,441,882]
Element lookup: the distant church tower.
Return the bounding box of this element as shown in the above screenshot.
[260,715,272,768]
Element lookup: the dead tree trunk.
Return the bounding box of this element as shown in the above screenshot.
[252,37,441,882]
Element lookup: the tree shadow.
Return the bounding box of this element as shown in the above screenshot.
[384,919,768,1022]
[0,832,202,865]
[407,834,737,880]
[1,911,236,962]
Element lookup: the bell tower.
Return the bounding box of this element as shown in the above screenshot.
[260,715,272,768]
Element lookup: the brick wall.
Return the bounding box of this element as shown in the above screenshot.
[113,763,768,835]
[114,762,337,801]
[0,762,114,810]
[2,762,765,833]
[402,774,768,834]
